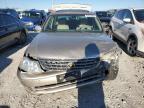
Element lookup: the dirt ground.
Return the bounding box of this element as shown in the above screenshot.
[0,32,144,108]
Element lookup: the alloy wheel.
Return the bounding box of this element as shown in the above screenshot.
[127,38,137,56]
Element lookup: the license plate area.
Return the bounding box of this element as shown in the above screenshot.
[57,71,81,83]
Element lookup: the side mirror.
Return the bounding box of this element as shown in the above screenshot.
[34,25,42,32]
[123,18,131,23]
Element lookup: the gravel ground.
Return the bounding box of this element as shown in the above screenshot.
[0,32,144,108]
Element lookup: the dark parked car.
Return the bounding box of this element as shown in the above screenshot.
[96,11,116,36]
[21,9,47,31]
[0,13,27,49]
[96,11,113,24]
[18,10,121,94]
[0,8,19,19]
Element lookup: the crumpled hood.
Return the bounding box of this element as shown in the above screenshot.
[26,32,118,59]
[21,17,40,24]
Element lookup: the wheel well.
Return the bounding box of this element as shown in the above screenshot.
[128,34,138,42]
[128,34,138,49]
[21,29,27,36]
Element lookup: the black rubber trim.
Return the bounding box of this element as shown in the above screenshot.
[136,50,144,58]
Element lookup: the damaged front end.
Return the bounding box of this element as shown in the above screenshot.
[101,46,122,80]
[17,46,121,94]
[18,56,105,94]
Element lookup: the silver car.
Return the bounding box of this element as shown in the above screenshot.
[110,8,144,56]
[17,10,121,94]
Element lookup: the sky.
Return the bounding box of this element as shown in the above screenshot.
[0,0,144,11]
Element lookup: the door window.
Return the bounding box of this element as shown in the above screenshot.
[116,10,125,20]
[2,15,16,25]
[0,15,5,26]
[123,10,133,20]
[45,16,55,30]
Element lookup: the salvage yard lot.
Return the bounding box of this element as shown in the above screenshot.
[0,32,144,108]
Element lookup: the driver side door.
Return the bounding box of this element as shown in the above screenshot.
[119,10,134,41]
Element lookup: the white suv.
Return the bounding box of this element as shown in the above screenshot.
[110,8,144,56]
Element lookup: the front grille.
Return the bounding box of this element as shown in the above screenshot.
[38,58,100,71]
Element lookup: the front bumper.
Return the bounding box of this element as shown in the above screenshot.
[17,63,106,94]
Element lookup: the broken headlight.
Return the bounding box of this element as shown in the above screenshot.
[101,47,121,61]
[19,57,43,73]
[101,46,121,70]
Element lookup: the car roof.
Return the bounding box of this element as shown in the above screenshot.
[0,13,17,18]
[96,11,107,13]
[132,8,144,10]
[0,13,9,15]
[116,8,144,11]
[50,10,95,15]
[25,9,43,13]
[0,8,16,10]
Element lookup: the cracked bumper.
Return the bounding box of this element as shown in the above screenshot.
[17,64,106,94]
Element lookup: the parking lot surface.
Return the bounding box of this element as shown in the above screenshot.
[0,32,144,108]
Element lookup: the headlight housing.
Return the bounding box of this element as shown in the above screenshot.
[101,46,121,62]
[100,46,121,69]
[27,22,34,26]
[23,21,34,26]
[19,57,43,73]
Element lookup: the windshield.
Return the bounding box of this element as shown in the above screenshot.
[43,14,102,32]
[134,9,144,22]
[22,11,41,18]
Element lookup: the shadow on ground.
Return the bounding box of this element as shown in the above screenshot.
[0,32,38,72]
[77,43,106,108]
[0,105,10,108]
[114,38,128,55]
[78,83,105,108]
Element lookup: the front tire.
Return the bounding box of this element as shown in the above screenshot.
[127,37,137,56]
[18,32,27,45]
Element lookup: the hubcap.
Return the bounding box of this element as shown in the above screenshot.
[127,39,137,55]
